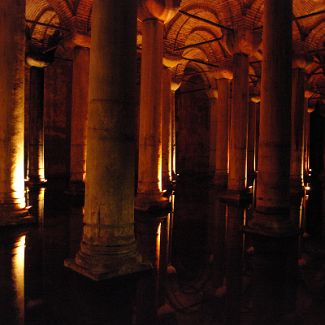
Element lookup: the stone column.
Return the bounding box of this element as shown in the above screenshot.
[136,18,165,210]
[303,91,313,179]
[213,74,232,188]
[249,0,293,236]
[161,67,172,193]
[136,1,179,211]
[26,61,47,186]
[290,65,305,193]
[65,0,145,280]
[0,0,30,225]
[68,46,90,195]
[227,53,249,199]
[209,87,218,178]
[170,81,181,181]
[247,101,258,188]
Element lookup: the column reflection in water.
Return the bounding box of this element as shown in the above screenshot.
[224,203,245,325]
[209,190,226,292]
[248,196,300,324]
[13,235,26,324]
[135,211,169,324]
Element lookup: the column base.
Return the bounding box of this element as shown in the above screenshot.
[135,193,171,212]
[220,189,252,204]
[65,181,85,196]
[0,206,33,226]
[65,241,151,281]
[245,209,298,237]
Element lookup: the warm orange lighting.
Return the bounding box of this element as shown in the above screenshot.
[156,222,162,269]
[12,235,26,323]
[12,142,26,209]
[250,96,261,103]
[158,143,163,192]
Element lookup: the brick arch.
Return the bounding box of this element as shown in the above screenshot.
[305,20,325,49]
[165,4,226,56]
[75,0,93,33]
[46,0,74,28]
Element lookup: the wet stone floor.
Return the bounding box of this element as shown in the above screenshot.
[1,181,325,324]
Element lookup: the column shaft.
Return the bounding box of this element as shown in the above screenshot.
[304,101,311,175]
[0,0,29,224]
[247,102,257,187]
[65,0,145,280]
[209,96,217,177]
[161,67,172,192]
[214,78,230,188]
[69,46,90,193]
[171,90,178,180]
[228,54,249,194]
[290,68,305,191]
[28,67,46,185]
[136,18,168,210]
[251,0,293,236]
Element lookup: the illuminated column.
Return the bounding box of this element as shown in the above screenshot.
[65,0,145,280]
[68,46,90,194]
[26,58,48,187]
[209,83,218,178]
[136,1,179,211]
[249,0,293,236]
[0,0,30,225]
[170,80,181,180]
[213,74,232,188]
[227,53,249,198]
[303,90,313,178]
[209,86,218,178]
[161,67,172,192]
[290,63,305,193]
[247,100,258,188]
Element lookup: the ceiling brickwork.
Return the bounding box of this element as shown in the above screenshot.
[25,0,325,103]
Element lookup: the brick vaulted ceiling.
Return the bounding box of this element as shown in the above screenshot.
[26,0,325,104]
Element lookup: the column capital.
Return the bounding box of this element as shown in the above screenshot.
[250,85,261,103]
[214,68,233,80]
[163,55,181,68]
[304,89,314,99]
[138,0,180,23]
[208,88,218,100]
[26,55,49,68]
[171,80,181,92]
[63,32,91,49]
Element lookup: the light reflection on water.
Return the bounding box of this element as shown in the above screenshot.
[12,235,26,325]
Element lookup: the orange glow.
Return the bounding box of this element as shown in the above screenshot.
[12,143,26,209]
[156,222,162,269]
[12,235,25,323]
[158,143,162,192]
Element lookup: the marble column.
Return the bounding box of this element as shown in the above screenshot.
[170,81,181,181]
[161,67,172,193]
[65,0,146,280]
[303,91,313,180]
[68,46,90,195]
[247,101,258,188]
[290,67,305,193]
[227,53,249,199]
[0,0,30,225]
[213,77,231,188]
[209,87,218,178]
[136,17,166,211]
[249,0,294,236]
[27,64,47,186]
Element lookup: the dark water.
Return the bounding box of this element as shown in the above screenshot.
[1,181,325,325]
